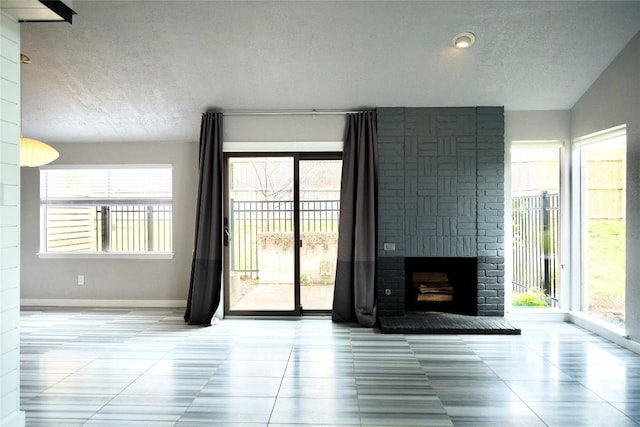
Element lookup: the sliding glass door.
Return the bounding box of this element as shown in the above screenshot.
[299,159,342,310]
[225,154,341,315]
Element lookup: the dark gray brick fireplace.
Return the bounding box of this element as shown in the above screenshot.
[377,107,505,317]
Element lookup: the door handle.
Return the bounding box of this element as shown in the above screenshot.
[223,217,230,247]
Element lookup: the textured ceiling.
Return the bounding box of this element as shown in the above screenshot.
[19,0,640,143]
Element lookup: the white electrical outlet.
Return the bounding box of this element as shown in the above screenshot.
[77,275,85,286]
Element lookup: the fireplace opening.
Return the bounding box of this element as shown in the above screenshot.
[405,257,478,316]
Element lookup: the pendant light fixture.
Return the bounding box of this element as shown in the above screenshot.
[20,53,59,167]
[19,137,59,167]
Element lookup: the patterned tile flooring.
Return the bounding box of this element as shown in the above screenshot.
[19,308,640,426]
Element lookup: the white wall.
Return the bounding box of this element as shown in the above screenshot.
[571,31,640,340]
[19,114,344,306]
[505,110,571,143]
[224,114,345,144]
[20,141,198,306]
[0,11,25,427]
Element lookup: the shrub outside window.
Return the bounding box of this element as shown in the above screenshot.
[40,166,172,254]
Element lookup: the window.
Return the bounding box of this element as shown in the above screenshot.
[511,143,561,309]
[573,126,626,327]
[40,166,172,255]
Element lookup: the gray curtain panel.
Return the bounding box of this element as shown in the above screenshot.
[184,112,224,325]
[332,111,378,327]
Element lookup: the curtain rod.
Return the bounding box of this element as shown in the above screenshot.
[220,109,366,117]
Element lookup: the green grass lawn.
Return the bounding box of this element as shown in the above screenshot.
[585,219,625,325]
[587,220,625,298]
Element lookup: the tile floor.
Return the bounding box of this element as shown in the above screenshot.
[19,308,640,426]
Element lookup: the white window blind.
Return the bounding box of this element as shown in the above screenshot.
[41,167,172,203]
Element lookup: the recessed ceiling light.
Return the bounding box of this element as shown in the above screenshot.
[453,32,476,49]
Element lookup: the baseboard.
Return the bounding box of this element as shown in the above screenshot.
[507,308,569,322]
[1,410,25,427]
[21,299,186,308]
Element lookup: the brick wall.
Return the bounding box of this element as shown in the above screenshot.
[476,107,506,316]
[377,107,505,317]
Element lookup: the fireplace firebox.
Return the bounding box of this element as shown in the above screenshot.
[405,257,478,316]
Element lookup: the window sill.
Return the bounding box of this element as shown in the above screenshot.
[37,252,175,260]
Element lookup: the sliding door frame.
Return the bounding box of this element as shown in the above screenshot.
[223,151,341,317]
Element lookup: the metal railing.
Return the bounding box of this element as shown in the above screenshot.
[229,199,340,277]
[101,204,172,252]
[44,203,172,252]
[512,191,559,306]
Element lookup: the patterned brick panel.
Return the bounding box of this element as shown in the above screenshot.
[384,108,479,258]
[377,107,406,260]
